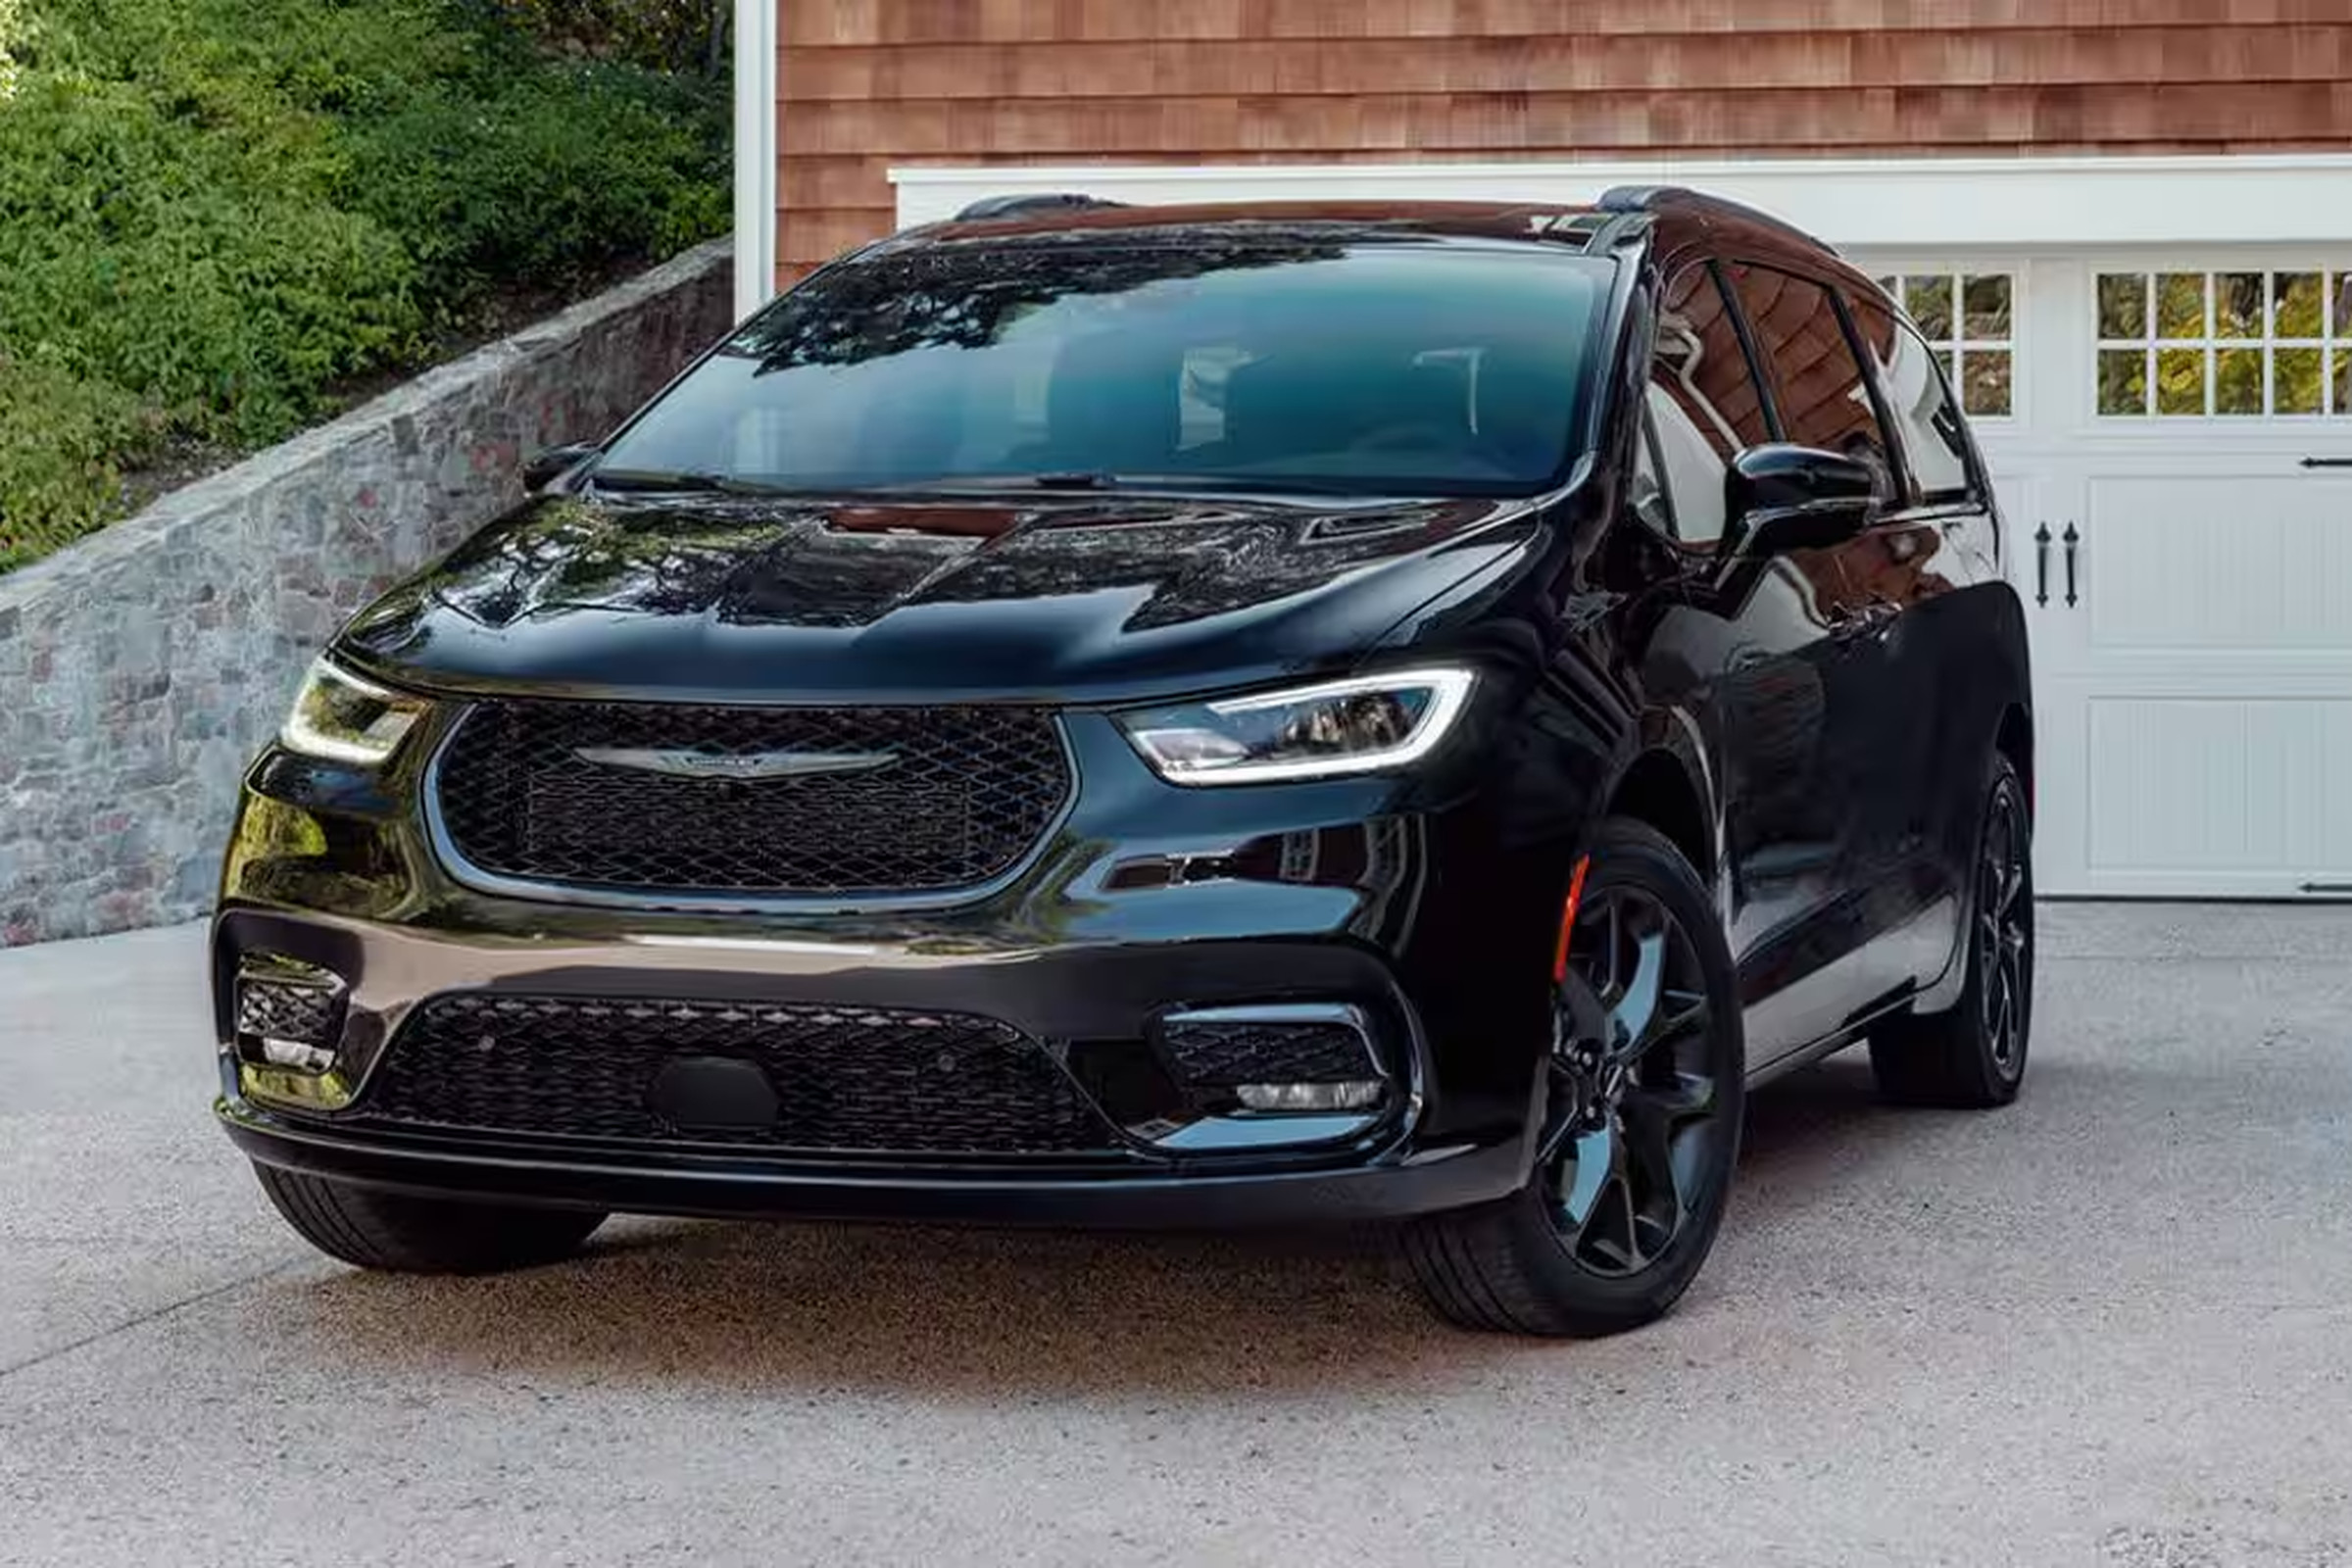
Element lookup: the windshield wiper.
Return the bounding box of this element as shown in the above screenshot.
[584,466,796,496]
[885,471,1391,499]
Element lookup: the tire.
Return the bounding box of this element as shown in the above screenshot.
[1868,754,2034,1109]
[1401,818,1745,1337]
[252,1162,606,1275]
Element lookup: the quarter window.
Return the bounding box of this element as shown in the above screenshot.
[1721,264,1894,498]
[1874,272,2015,416]
[2094,270,2352,416]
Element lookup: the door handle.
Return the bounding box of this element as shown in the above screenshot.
[2061,522,2080,609]
[2297,457,2352,468]
[2033,521,2051,607]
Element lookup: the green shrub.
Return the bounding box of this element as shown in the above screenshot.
[343,61,728,322]
[0,0,728,569]
[0,359,150,571]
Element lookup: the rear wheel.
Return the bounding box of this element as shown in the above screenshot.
[252,1162,606,1274]
[1402,819,1744,1337]
[1868,754,2034,1108]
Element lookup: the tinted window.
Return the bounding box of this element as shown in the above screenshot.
[1644,267,1764,547]
[599,243,1613,497]
[1847,291,1975,501]
[1722,264,1893,498]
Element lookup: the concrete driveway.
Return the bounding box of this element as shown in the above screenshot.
[3,906,2350,1567]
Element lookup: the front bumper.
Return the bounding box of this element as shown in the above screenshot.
[212,705,1582,1226]
[218,1096,1528,1227]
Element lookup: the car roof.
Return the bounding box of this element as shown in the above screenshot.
[880,191,1882,303]
[911,198,1623,250]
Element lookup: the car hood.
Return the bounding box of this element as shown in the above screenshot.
[337,490,1544,703]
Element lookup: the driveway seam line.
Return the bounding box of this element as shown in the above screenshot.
[0,1256,301,1385]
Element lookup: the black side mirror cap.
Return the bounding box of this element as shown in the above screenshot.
[522,441,602,493]
[1724,444,1880,555]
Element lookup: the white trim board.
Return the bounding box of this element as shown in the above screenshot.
[731,0,778,319]
[889,155,2352,251]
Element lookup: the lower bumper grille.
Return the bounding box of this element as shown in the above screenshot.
[351,994,1119,1155]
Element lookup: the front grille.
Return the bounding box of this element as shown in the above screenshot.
[433,701,1069,897]
[352,994,1117,1154]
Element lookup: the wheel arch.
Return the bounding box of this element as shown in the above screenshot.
[1603,723,1718,888]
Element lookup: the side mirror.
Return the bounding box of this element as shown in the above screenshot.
[521,441,601,493]
[1724,444,1879,555]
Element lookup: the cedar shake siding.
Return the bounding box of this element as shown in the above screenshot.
[774,0,2352,280]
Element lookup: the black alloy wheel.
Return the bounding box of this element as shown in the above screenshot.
[1975,771,2033,1083]
[1403,817,1744,1337]
[1869,754,2034,1108]
[1541,882,1731,1278]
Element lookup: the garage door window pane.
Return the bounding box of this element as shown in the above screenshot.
[1962,275,2011,339]
[2275,347,2325,415]
[1904,275,1953,339]
[2097,349,2148,416]
[1962,350,2010,416]
[2098,274,2149,339]
[2156,273,2207,337]
[2336,350,2352,417]
[2276,273,2325,337]
[2216,273,2264,339]
[2214,349,2263,415]
[2156,348,2206,415]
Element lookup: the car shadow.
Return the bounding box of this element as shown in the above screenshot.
[265,1055,1928,1396]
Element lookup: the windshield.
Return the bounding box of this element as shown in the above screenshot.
[596,237,1613,497]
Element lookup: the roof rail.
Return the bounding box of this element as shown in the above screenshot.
[1595,185,1838,256]
[952,192,1130,222]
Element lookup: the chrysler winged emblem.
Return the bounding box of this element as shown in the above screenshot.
[572,747,899,782]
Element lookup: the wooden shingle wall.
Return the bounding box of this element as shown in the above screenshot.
[778,0,2352,277]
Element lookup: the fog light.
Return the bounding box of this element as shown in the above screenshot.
[1235,1080,1386,1113]
[258,1036,337,1073]
[232,957,346,1074]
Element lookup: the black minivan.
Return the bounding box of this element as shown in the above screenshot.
[213,188,2034,1336]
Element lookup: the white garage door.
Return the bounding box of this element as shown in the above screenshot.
[1859,255,2352,898]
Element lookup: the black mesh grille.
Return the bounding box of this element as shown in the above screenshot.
[235,978,342,1048]
[1157,1017,1375,1086]
[353,994,1116,1154]
[434,701,1069,896]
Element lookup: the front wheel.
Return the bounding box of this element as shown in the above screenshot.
[252,1163,607,1274]
[1402,818,1745,1337]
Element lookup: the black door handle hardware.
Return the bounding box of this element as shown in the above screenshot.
[2061,522,2080,609]
[2297,457,2352,468]
[2299,882,2352,894]
[2033,521,2051,607]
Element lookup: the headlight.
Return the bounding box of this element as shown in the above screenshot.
[1118,667,1475,786]
[279,658,430,765]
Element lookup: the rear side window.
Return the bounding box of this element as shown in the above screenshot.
[1847,291,1975,502]
[1644,267,1769,547]
[1721,264,1894,500]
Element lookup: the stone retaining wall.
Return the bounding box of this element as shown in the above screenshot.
[0,240,735,946]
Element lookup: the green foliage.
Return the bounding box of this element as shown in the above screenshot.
[0,0,24,101]
[477,0,729,77]
[0,0,729,569]
[344,60,728,318]
[0,359,148,570]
